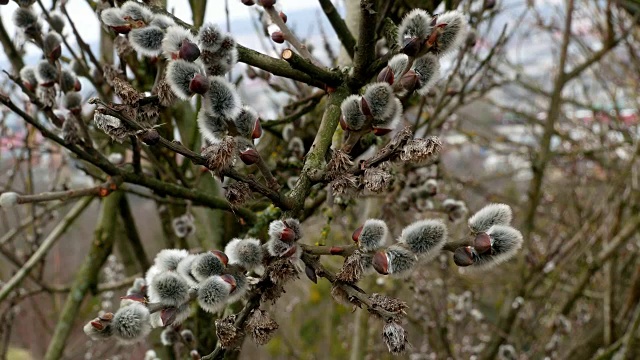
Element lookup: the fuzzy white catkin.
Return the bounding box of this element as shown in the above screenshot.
[363,83,395,120]
[233,107,258,139]
[191,252,226,282]
[198,23,225,51]
[129,26,165,57]
[468,203,512,233]
[387,245,417,277]
[154,249,189,272]
[13,8,39,30]
[398,8,432,42]
[358,219,388,252]
[267,220,287,241]
[197,276,231,313]
[413,54,440,96]
[399,219,447,258]
[112,303,151,342]
[204,76,242,119]
[19,66,37,87]
[150,15,176,29]
[165,60,202,99]
[100,8,127,27]
[83,321,113,341]
[267,238,292,257]
[162,26,195,58]
[434,10,468,57]
[340,95,366,130]
[0,192,19,207]
[473,225,523,269]
[197,107,227,143]
[226,272,249,303]
[225,238,263,270]
[176,254,199,286]
[148,271,190,307]
[388,54,409,79]
[120,1,154,22]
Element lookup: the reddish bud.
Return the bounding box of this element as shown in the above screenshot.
[484,0,496,9]
[189,73,209,95]
[402,37,422,57]
[74,80,82,92]
[211,250,229,266]
[339,115,350,131]
[372,127,393,136]
[252,118,263,139]
[0,0,9,4]
[239,148,260,165]
[280,227,296,242]
[281,244,298,257]
[372,251,389,275]
[473,232,492,254]
[179,39,201,62]
[360,97,372,116]
[111,24,132,34]
[23,81,35,92]
[352,225,363,242]
[304,263,318,283]
[279,11,288,23]
[48,45,62,62]
[271,31,285,44]
[220,274,237,293]
[161,307,178,326]
[258,0,276,7]
[453,246,474,267]
[241,0,255,5]
[377,66,394,85]
[400,70,420,92]
[90,321,104,330]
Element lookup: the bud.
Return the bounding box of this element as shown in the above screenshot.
[239,147,260,165]
[192,251,227,282]
[162,25,198,60]
[398,9,432,43]
[197,275,232,313]
[473,225,523,268]
[226,272,248,303]
[181,329,196,346]
[353,219,388,252]
[474,232,492,254]
[279,11,288,23]
[400,70,420,92]
[402,37,423,57]
[453,246,474,267]
[189,72,210,94]
[268,220,296,242]
[154,249,190,272]
[233,107,260,139]
[241,0,255,5]
[468,203,512,234]
[111,303,151,343]
[43,32,62,61]
[377,66,395,85]
[465,29,478,47]
[19,66,37,92]
[363,83,395,121]
[382,321,409,354]
[413,54,440,96]
[141,129,161,145]
[83,318,114,341]
[204,76,242,119]
[339,95,366,131]
[148,271,190,307]
[372,251,389,275]
[386,245,418,277]
[485,0,497,9]
[165,60,206,100]
[35,60,58,87]
[372,127,393,136]
[271,31,285,44]
[129,26,165,57]
[399,219,448,257]
[432,10,468,57]
[225,238,263,270]
[371,97,402,132]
